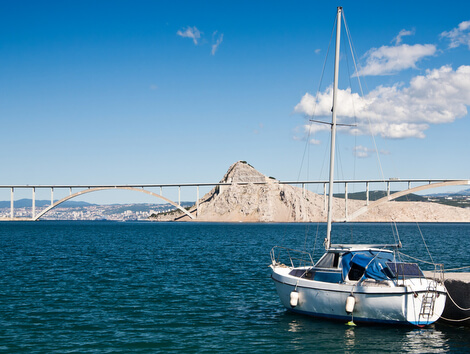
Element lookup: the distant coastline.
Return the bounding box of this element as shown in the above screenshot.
[0,201,193,222]
[2,162,469,223]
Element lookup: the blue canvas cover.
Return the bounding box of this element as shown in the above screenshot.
[341,250,395,281]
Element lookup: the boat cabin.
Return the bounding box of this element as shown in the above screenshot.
[289,246,424,284]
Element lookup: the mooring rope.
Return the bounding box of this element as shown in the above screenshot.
[440,316,470,322]
[444,265,470,272]
[445,288,470,311]
[397,252,436,265]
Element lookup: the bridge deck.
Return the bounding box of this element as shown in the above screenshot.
[1,179,468,221]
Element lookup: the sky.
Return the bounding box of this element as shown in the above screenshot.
[1,0,469,204]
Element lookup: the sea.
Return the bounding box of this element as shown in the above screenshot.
[0,221,469,353]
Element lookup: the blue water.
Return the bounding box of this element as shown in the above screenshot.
[0,221,469,353]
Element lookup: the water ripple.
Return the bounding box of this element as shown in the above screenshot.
[0,221,468,352]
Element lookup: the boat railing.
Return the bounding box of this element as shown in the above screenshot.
[270,246,315,268]
[330,243,402,250]
[430,263,445,284]
[398,251,446,284]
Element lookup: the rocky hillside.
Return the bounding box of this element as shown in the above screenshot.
[150,161,470,223]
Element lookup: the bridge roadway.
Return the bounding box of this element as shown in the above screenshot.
[0,179,468,221]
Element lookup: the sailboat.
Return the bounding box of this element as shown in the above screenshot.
[270,7,447,326]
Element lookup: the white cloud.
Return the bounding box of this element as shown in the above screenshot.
[302,121,330,137]
[357,43,436,76]
[177,26,201,45]
[352,146,390,158]
[310,138,321,145]
[292,125,325,144]
[440,20,470,49]
[392,29,415,45]
[211,31,224,55]
[294,65,470,139]
[353,145,375,158]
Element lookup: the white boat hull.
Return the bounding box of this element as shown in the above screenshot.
[271,266,446,326]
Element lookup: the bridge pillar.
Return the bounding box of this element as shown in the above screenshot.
[10,187,14,219]
[32,187,36,220]
[196,186,199,217]
[366,182,370,206]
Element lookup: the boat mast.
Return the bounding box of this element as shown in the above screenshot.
[325,6,342,250]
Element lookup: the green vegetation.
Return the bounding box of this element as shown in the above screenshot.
[431,199,470,209]
[334,191,426,202]
[149,203,195,218]
[333,190,470,208]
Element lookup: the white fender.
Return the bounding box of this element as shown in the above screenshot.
[345,295,356,314]
[290,291,299,308]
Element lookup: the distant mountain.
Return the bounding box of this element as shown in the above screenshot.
[0,199,95,208]
[424,188,470,197]
[451,188,470,196]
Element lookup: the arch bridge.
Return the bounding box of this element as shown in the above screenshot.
[342,179,470,221]
[0,183,212,221]
[0,179,468,221]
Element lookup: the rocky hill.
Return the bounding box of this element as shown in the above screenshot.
[150,161,470,223]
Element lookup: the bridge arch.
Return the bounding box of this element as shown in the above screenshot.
[347,180,470,221]
[34,186,195,221]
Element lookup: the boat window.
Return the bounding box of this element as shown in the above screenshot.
[315,253,340,269]
[333,253,340,268]
[386,262,424,278]
[348,263,365,281]
[289,269,315,279]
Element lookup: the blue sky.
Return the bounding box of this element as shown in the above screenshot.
[1,0,469,204]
